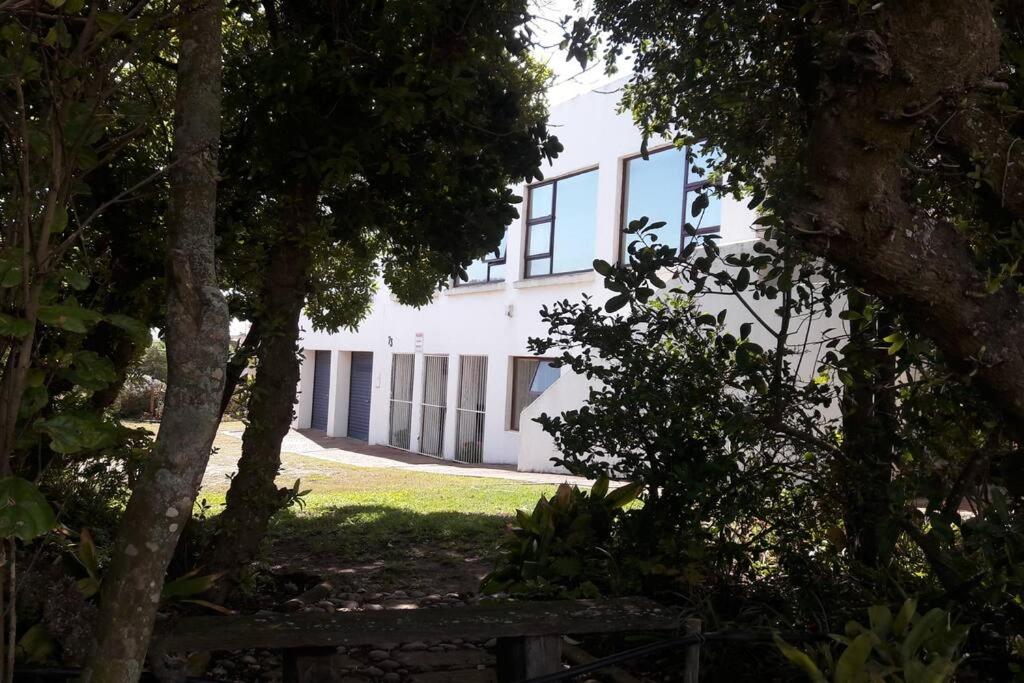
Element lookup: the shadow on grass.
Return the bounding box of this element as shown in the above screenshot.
[264,504,512,585]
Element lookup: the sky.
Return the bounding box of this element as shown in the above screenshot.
[528,0,629,104]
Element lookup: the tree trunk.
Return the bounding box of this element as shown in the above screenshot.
[205,191,316,599]
[792,1,1024,433]
[80,0,228,679]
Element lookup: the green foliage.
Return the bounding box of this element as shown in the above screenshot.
[482,477,642,598]
[0,477,56,541]
[775,601,968,683]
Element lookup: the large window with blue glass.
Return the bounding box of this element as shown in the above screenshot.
[619,143,722,260]
[524,168,599,278]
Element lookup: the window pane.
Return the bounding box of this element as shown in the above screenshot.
[527,221,551,256]
[464,258,488,282]
[511,359,559,430]
[488,262,506,281]
[529,183,554,219]
[687,188,722,232]
[552,170,598,273]
[621,148,685,260]
[689,141,724,182]
[526,257,550,277]
[493,231,508,260]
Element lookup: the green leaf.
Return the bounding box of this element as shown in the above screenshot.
[17,623,56,664]
[105,313,152,346]
[78,528,99,578]
[38,303,101,334]
[35,413,117,454]
[605,481,643,509]
[0,477,57,541]
[0,250,23,287]
[893,599,917,636]
[162,571,225,599]
[835,632,876,683]
[605,293,629,313]
[0,313,32,338]
[61,268,90,291]
[590,474,609,499]
[773,633,827,682]
[592,259,613,277]
[65,350,117,391]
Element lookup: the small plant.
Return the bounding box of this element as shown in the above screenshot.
[774,599,969,682]
[481,476,642,598]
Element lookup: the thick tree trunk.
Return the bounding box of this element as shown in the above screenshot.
[80,0,228,679]
[205,191,316,599]
[792,1,1024,433]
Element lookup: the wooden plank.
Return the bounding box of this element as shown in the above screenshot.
[683,617,701,683]
[495,635,562,683]
[155,598,677,652]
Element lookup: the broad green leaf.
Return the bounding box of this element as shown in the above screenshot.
[78,528,99,578]
[868,605,892,637]
[835,632,876,683]
[605,480,643,509]
[901,608,945,667]
[162,571,224,599]
[35,413,117,454]
[0,313,32,338]
[38,303,101,333]
[0,477,57,541]
[590,474,609,499]
[0,250,22,287]
[605,293,629,313]
[65,350,117,391]
[17,623,56,664]
[773,633,827,683]
[893,599,917,636]
[105,313,152,346]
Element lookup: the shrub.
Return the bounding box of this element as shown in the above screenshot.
[482,477,642,598]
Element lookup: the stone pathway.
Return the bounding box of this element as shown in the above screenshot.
[220,427,604,487]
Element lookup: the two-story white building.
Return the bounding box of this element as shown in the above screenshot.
[292,82,761,472]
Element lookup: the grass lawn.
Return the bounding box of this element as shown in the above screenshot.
[124,420,559,594]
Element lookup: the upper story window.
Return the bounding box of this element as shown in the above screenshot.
[524,168,599,278]
[619,143,722,260]
[461,231,507,285]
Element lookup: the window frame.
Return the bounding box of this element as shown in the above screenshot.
[509,356,559,431]
[617,143,721,262]
[455,235,507,286]
[523,166,599,279]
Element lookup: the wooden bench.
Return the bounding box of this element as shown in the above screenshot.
[153,597,678,682]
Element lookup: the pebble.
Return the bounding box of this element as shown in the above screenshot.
[338,600,360,610]
[364,603,384,611]
[401,641,428,651]
[383,674,400,683]
[240,655,258,665]
[369,649,389,661]
[316,600,334,610]
[484,638,497,648]
[380,659,400,670]
[364,665,385,677]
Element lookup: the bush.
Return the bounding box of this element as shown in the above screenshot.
[112,375,164,419]
[482,477,642,598]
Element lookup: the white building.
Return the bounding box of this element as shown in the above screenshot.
[292,83,760,472]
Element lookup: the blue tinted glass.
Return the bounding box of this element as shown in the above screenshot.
[622,147,685,259]
[689,141,724,182]
[464,258,488,282]
[687,188,722,231]
[527,257,551,277]
[527,221,551,256]
[552,171,598,273]
[489,262,506,281]
[529,183,554,219]
[530,361,560,394]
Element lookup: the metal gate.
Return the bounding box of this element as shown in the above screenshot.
[388,354,415,449]
[310,350,331,431]
[346,352,373,441]
[419,355,448,457]
[455,355,487,463]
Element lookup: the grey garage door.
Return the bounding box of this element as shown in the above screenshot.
[347,352,373,441]
[310,350,331,431]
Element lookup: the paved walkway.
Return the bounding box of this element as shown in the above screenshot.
[220,427,601,487]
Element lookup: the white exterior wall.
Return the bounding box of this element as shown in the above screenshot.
[294,83,760,469]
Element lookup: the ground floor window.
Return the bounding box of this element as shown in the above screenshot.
[455,355,488,463]
[510,357,560,431]
[388,353,414,449]
[419,355,448,457]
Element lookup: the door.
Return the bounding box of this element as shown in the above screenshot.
[419,355,449,457]
[388,354,415,449]
[310,350,331,431]
[347,352,373,441]
[455,356,487,463]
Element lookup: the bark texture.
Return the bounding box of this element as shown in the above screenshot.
[80,0,228,679]
[794,0,1024,432]
[206,191,316,598]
